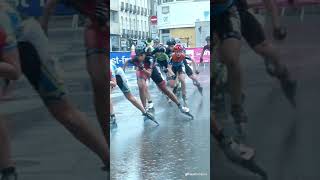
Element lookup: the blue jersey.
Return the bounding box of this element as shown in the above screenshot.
[212,0,234,16]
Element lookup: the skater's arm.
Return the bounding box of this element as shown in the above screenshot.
[40,0,60,34]
[110,78,117,88]
[190,58,198,73]
[142,68,152,77]
[200,48,205,63]
[0,21,21,80]
[167,64,175,77]
[0,50,21,80]
[123,59,130,72]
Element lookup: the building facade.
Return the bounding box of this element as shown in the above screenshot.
[111,0,154,51]
[156,0,210,47]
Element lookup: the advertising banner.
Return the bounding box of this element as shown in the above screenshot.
[110,51,131,68]
[110,48,210,68]
[185,48,211,63]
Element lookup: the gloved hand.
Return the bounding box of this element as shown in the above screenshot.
[273,26,287,40]
[110,81,117,88]
[167,75,176,80]
[138,63,144,71]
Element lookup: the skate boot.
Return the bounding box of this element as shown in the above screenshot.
[219,135,255,161]
[143,111,158,125]
[178,103,193,119]
[193,80,203,95]
[110,114,117,129]
[147,101,154,111]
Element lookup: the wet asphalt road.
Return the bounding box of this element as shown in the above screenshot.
[212,15,320,180]
[110,67,211,180]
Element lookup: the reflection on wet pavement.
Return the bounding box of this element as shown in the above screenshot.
[111,68,210,180]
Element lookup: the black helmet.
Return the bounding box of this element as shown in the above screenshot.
[166,38,176,46]
[206,36,210,42]
[154,44,166,53]
[135,42,146,55]
[146,37,152,44]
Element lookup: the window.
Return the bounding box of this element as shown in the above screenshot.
[162,29,170,33]
[145,21,147,31]
[137,20,139,31]
[125,17,128,29]
[141,20,144,30]
[110,11,118,23]
[121,17,123,28]
[133,19,136,30]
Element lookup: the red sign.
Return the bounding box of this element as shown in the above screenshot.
[150,16,157,24]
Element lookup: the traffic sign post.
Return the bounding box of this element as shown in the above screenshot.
[150,16,158,25]
[150,16,158,39]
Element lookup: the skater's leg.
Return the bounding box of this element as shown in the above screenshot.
[46,99,109,167]
[0,119,14,170]
[84,25,109,145]
[214,8,247,140]
[146,82,152,102]
[124,92,146,114]
[220,38,242,106]
[241,10,296,105]
[137,79,148,108]
[110,88,115,116]
[18,41,109,167]
[157,81,180,105]
[110,93,117,126]
[145,83,153,109]
[179,73,186,97]
[254,41,292,78]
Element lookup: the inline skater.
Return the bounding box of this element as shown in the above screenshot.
[212,1,276,178]
[110,64,117,127]
[168,44,189,106]
[0,2,22,179]
[110,61,155,127]
[213,0,296,143]
[142,38,155,110]
[0,2,109,180]
[166,38,203,95]
[153,44,170,78]
[200,36,210,64]
[235,0,297,107]
[153,37,160,48]
[153,44,174,103]
[41,0,109,146]
[124,42,193,119]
